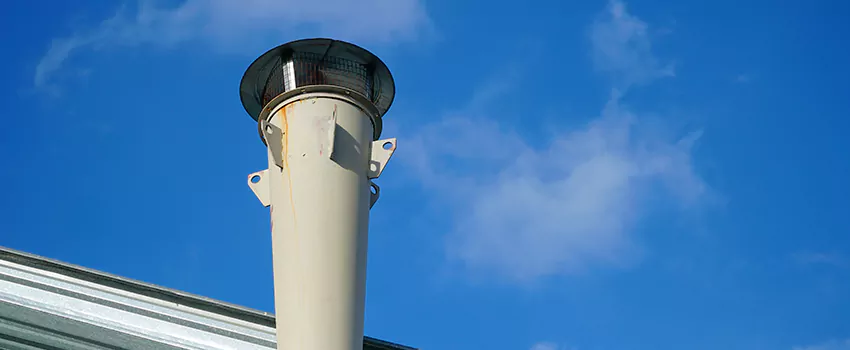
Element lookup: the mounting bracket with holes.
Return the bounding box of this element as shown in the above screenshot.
[369,181,380,209]
[368,138,396,179]
[247,169,271,207]
[260,120,285,168]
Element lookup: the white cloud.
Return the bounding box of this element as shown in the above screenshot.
[736,74,752,83]
[404,89,706,282]
[793,252,849,269]
[398,0,708,282]
[794,339,850,350]
[530,342,560,350]
[590,0,674,88]
[34,0,432,89]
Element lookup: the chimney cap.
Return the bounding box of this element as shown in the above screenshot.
[239,38,396,122]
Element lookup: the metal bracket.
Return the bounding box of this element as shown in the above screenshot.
[368,138,396,179]
[247,169,271,207]
[369,181,380,209]
[260,120,285,168]
[317,114,337,159]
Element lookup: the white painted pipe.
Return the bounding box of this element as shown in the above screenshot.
[247,91,395,350]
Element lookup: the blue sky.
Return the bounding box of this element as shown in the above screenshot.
[1,0,849,349]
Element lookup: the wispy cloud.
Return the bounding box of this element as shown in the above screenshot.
[794,339,850,350]
[530,342,563,350]
[793,251,849,269]
[589,0,674,89]
[399,0,708,283]
[735,74,752,83]
[35,0,432,89]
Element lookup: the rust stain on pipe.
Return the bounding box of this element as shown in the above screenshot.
[279,104,306,348]
[280,105,298,229]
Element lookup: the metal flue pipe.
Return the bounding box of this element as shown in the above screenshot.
[239,38,397,350]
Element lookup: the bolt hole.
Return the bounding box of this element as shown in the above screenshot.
[250,175,261,184]
[370,184,378,195]
[382,141,393,150]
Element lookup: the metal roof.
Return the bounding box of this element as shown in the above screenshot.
[0,246,415,350]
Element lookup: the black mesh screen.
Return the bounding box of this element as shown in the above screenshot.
[260,52,377,108]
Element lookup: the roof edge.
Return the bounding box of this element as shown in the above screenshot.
[0,246,415,350]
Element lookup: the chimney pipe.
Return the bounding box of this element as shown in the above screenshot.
[239,38,397,350]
